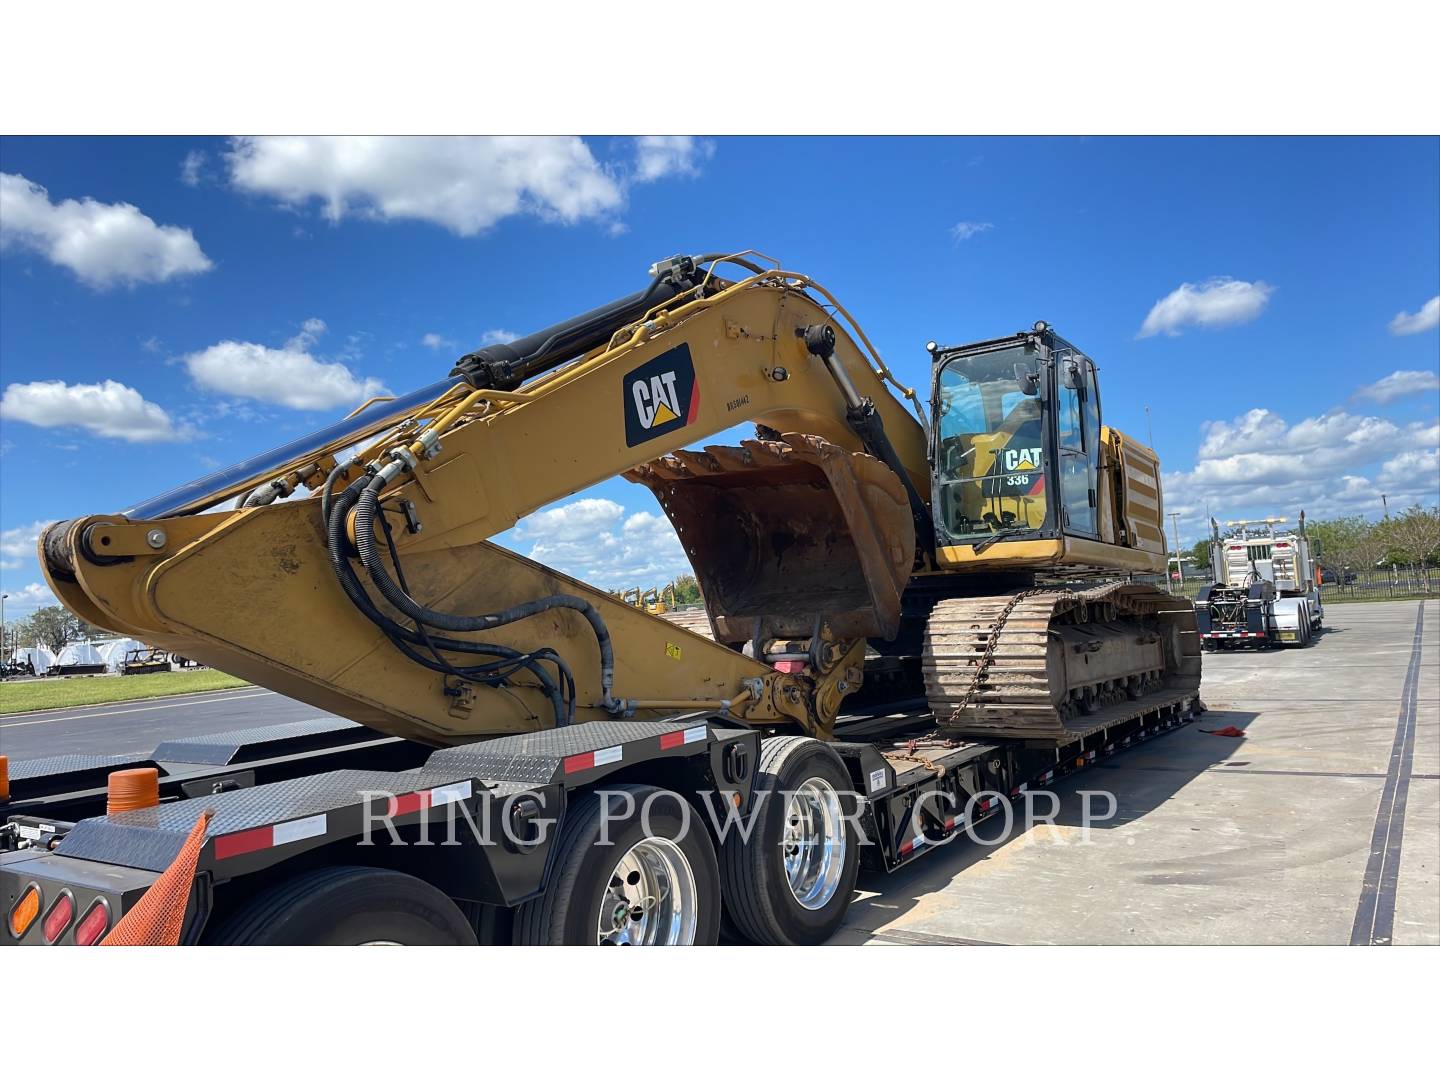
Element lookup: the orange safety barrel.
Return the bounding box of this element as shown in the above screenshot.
[107,768,160,814]
[0,755,9,802]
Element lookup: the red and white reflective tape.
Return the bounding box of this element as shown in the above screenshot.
[212,779,475,860]
[389,779,474,816]
[899,832,926,856]
[563,744,624,775]
[658,725,707,751]
[214,813,327,860]
[1039,769,1054,784]
[1010,782,1029,797]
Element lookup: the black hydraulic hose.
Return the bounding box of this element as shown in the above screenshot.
[374,505,572,724]
[348,476,619,709]
[325,479,573,725]
[319,456,354,526]
[693,252,768,276]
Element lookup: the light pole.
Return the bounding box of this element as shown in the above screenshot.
[1167,513,1184,593]
[1,592,8,660]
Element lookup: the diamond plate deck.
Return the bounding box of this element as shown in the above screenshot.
[153,717,365,765]
[8,753,157,783]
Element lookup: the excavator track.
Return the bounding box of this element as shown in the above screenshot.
[922,581,1201,743]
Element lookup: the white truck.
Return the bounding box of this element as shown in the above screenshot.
[1196,515,1324,649]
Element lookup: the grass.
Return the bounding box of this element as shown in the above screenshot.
[0,669,251,716]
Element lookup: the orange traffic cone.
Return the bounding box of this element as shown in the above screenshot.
[100,809,214,946]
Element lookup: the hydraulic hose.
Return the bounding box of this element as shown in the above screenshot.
[324,478,574,724]
[347,476,620,711]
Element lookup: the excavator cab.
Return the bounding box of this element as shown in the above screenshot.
[929,323,1104,560]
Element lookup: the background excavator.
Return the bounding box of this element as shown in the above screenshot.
[39,251,1199,750]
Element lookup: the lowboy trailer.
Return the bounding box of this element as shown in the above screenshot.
[2,689,1200,946]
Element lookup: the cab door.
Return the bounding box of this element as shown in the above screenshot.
[1053,351,1100,538]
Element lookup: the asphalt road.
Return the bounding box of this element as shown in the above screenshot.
[0,686,342,762]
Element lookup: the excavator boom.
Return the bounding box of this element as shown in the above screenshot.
[41,255,930,744]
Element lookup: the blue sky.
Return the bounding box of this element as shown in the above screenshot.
[2,136,1437,613]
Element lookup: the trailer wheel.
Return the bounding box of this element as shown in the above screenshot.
[513,784,720,945]
[720,736,860,945]
[207,866,477,945]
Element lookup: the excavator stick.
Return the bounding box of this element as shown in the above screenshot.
[627,433,916,647]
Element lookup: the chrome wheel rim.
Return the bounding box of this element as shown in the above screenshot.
[597,836,697,945]
[782,777,847,910]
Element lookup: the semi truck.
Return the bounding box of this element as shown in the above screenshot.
[1195,516,1323,649]
[2,251,1202,946]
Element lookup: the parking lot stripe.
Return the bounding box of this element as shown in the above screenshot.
[1349,603,1424,946]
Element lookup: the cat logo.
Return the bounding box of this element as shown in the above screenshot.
[1004,446,1043,472]
[623,344,699,447]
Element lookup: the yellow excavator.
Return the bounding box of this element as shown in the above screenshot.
[39,251,1199,749]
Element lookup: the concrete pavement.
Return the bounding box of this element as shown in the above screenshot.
[834,599,1438,945]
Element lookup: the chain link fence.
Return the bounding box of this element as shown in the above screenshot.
[1132,566,1438,601]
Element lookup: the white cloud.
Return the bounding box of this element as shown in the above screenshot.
[1388,296,1439,336]
[224,137,716,237]
[0,379,191,442]
[1378,447,1439,488]
[179,149,207,187]
[1161,404,1440,544]
[511,497,691,589]
[478,329,519,346]
[632,136,714,182]
[421,332,453,350]
[1355,369,1440,404]
[227,136,626,236]
[950,221,993,242]
[0,582,59,613]
[0,521,48,561]
[1137,277,1273,338]
[0,172,212,289]
[182,318,388,411]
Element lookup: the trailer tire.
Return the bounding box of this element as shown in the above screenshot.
[720,736,860,946]
[206,866,477,945]
[513,784,720,945]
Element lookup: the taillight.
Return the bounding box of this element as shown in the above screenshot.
[43,892,75,943]
[74,900,110,946]
[9,884,41,938]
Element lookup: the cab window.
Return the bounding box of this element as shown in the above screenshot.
[935,345,1052,542]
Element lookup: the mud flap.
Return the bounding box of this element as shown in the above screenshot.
[626,434,916,644]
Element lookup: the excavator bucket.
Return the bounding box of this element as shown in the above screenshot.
[626,433,916,644]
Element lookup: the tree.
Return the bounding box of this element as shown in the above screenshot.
[13,605,90,652]
[1189,539,1214,576]
[671,574,703,605]
[1375,506,1440,567]
[1306,515,1386,572]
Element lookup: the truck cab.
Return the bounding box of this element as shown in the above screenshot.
[1198,518,1324,648]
